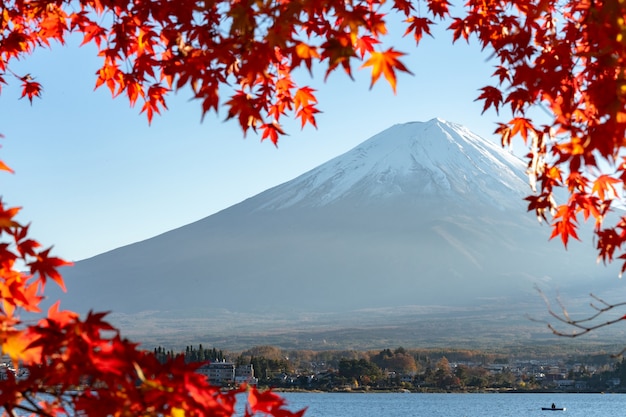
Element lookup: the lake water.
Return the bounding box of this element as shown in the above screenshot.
[10,391,626,416]
[268,392,626,417]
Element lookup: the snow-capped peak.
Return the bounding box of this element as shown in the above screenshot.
[254,118,530,211]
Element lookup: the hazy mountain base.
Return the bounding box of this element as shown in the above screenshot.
[110,293,626,352]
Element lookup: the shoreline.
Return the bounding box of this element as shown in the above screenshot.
[269,387,624,394]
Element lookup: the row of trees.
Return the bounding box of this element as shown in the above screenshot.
[248,350,626,392]
[332,355,513,391]
[159,344,626,392]
[152,345,226,363]
[162,344,621,372]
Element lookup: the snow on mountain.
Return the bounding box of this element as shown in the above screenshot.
[47,118,624,347]
[255,118,529,211]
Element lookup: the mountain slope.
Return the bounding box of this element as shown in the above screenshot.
[48,118,622,348]
[255,118,527,210]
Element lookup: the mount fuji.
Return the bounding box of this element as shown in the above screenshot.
[49,118,624,349]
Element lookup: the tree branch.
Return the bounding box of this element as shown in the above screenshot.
[535,286,626,355]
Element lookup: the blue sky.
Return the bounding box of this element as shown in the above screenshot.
[0,19,512,262]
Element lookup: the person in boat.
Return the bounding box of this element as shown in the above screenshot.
[551,403,556,409]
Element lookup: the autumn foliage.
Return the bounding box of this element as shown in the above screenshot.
[0,202,307,415]
[2,0,626,414]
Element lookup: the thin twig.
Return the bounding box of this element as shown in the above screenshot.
[536,286,626,340]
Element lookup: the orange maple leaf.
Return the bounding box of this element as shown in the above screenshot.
[360,48,413,93]
[509,117,534,144]
[45,301,79,327]
[591,175,620,201]
[294,42,320,72]
[261,122,286,145]
[248,387,306,417]
[248,387,286,414]
[355,36,380,58]
[550,205,580,248]
[140,84,169,124]
[79,22,107,48]
[494,123,512,148]
[296,104,320,128]
[0,135,14,173]
[293,87,317,110]
[2,330,42,365]
[0,159,14,173]
[0,204,21,229]
[126,79,145,107]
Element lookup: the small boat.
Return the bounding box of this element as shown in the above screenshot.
[541,407,566,411]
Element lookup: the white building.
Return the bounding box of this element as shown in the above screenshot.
[197,361,235,386]
[235,364,258,386]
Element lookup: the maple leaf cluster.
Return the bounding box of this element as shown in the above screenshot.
[453,0,626,273]
[1,0,427,144]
